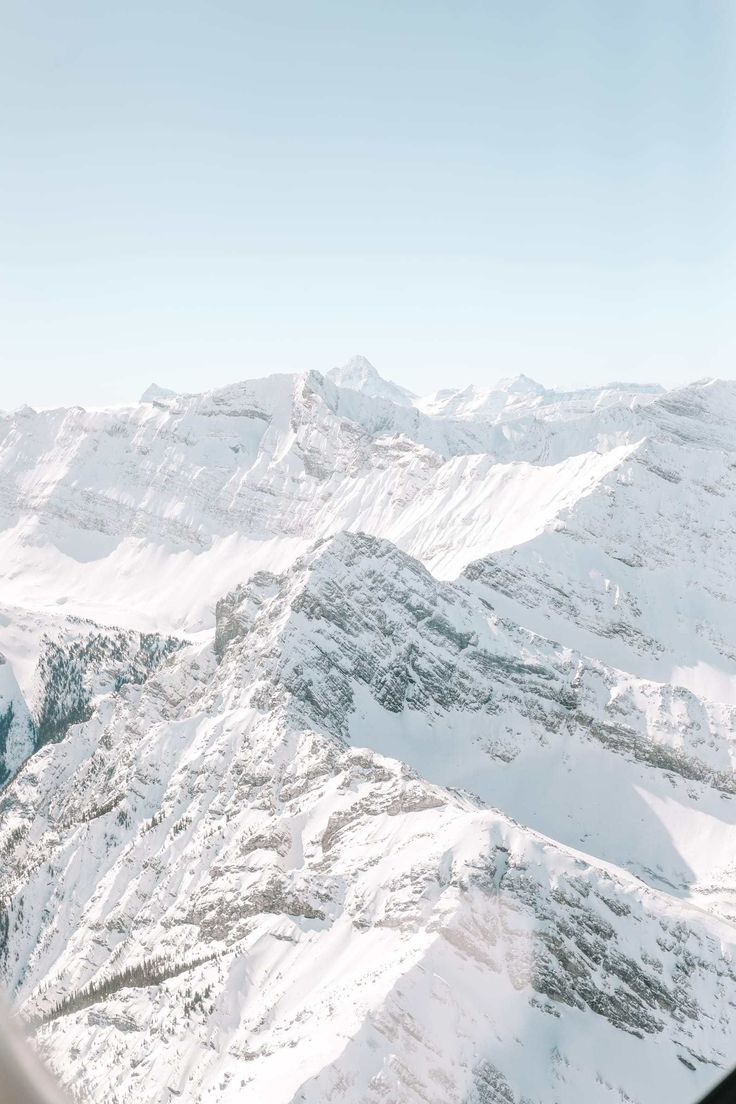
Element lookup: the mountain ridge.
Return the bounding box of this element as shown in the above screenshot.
[1,360,736,1102]
[1,529,735,1103]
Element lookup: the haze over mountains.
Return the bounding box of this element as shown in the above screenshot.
[1,357,735,1104]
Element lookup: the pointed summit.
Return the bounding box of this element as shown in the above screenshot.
[331,354,381,388]
[140,383,177,405]
[494,373,545,396]
[327,355,416,406]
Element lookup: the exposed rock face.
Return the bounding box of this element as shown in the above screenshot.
[0,618,184,784]
[0,656,33,787]
[32,627,185,750]
[1,368,736,1103]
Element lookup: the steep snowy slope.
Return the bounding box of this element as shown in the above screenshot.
[1,541,734,1104]
[462,381,736,695]
[0,366,645,631]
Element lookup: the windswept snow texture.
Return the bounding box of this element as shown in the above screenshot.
[1,359,736,1104]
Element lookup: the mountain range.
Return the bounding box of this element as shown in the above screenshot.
[1,356,735,1104]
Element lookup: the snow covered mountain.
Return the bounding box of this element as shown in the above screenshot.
[415,375,663,423]
[1,360,735,1103]
[0,361,671,632]
[326,354,417,406]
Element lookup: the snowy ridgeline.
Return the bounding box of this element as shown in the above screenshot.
[1,360,736,1103]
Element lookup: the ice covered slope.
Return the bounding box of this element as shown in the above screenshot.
[1,537,735,1104]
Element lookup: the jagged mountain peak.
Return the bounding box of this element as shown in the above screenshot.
[333,353,380,381]
[139,382,177,404]
[493,372,546,395]
[327,354,416,406]
[301,527,417,574]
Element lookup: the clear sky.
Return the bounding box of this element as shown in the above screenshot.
[1,0,735,408]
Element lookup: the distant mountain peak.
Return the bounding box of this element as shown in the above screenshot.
[140,382,177,404]
[494,373,546,396]
[337,354,381,381]
[327,355,416,406]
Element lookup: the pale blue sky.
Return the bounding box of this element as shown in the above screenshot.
[1,1,735,408]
